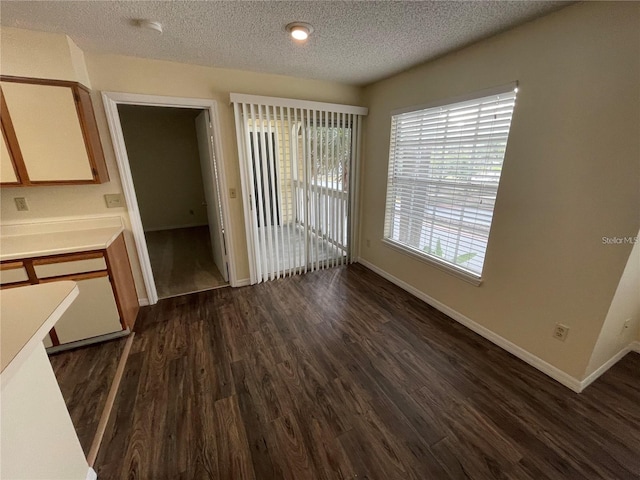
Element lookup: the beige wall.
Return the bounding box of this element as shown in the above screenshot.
[360,1,640,379]
[1,5,636,382]
[0,27,142,289]
[0,27,361,294]
[118,105,208,231]
[85,53,361,283]
[585,231,640,376]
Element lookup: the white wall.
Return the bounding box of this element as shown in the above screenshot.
[360,2,640,380]
[585,231,640,377]
[1,346,90,480]
[118,105,208,232]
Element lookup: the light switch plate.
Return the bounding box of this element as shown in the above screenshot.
[104,194,123,208]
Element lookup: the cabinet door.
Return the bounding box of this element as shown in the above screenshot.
[0,81,94,182]
[0,88,24,185]
[54,276,122,344]
[1,127,18,183]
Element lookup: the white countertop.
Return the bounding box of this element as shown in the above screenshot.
[1,281,79,385]
[0,216,124,261]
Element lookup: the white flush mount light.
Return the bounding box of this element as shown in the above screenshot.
[137,19,163,34]
[286,22,313,41]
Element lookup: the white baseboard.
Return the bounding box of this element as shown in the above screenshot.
[86,467,97,480]
[233,278,251,287]
[357,258,583,393]
[138,297,150,306]
[630,341,640,353]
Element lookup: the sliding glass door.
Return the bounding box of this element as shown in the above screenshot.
[232,95,366,283]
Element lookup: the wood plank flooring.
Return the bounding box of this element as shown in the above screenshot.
[50,337,128,457]
[95,264,640,479]
[145,226,227,299]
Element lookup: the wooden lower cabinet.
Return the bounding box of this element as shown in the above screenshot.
[0,233,139,350]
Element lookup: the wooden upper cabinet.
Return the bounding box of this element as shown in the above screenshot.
[1,123,20,184]
[0,76,109,186]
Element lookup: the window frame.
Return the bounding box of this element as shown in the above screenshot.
[382,82,518,285]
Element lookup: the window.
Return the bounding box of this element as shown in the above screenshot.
[383,84,517,283]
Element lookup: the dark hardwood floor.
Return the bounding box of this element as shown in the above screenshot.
[145,226,228,299]
[95,264,640,479]
[50,337,128,456]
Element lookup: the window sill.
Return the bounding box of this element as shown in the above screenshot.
[381,239,483,286]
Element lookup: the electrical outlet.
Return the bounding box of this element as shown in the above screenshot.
[229,188,237,199]
[14,197,28,211]
[553,323,570,341]
[104,194,123,208]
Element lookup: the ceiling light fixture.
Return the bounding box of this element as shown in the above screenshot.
[137,19,163,34]
[286,22,313,41]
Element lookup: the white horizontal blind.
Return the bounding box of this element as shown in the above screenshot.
[232,95,366,283]
[384,87,517,279]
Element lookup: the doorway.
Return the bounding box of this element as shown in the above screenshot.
[102,92,237,305]
[117,105,227,299]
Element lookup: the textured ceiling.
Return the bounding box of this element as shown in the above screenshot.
[0,1,569,86]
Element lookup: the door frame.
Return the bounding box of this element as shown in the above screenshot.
[101,91,237,305]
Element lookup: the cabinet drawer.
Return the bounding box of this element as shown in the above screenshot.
[0,262,29,284]
[54,276,122,344]
[34,255,106,279]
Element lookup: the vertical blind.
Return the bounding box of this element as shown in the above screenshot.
[383,84,517,280]
[232,94,367,283]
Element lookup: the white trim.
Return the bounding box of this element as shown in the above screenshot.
[138,297,150,307]
[0,216,123,237]
[630,341,640,353]
[357,258,583,393]
[391,81,518,116]
[382,239,482,286]
[580,345,633,391]
[233,102,257,284]
[234,278,252,287]
[102,91,239,305]
[0,212,125,227]
[86,467,97,480]
[102,92,219,109]
[205,102,237,286]
[230,93,368,116]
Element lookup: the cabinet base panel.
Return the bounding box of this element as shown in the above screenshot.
[46,329,130,354]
